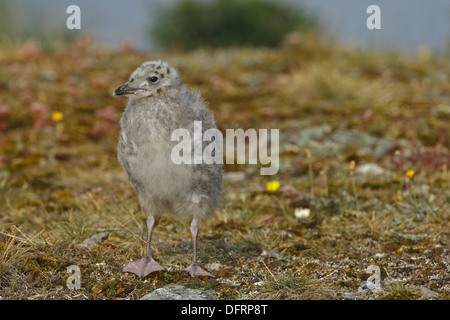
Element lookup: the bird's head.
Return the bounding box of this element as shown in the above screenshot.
[113,60,182,99]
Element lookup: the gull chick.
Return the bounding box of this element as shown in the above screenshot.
[114,60,222,277]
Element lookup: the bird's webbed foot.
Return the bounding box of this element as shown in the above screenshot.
[123,257,164,279]
[182,264,214,277]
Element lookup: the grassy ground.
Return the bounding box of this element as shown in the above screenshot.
[0,35,449,300]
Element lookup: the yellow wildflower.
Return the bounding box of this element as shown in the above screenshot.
[406,169,415,179]
[266,181,280,193]
[51,111,64,122]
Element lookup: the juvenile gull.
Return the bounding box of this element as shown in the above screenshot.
[114,60,222,277]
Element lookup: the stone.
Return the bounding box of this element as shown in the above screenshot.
[419,287,440,299]
[80,232,110,247]
[140,285,217,300]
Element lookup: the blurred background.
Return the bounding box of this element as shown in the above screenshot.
[0,0,449,53]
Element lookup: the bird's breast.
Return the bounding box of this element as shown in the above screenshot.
[118,127,196,200]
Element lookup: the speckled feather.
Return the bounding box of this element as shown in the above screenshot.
[117,60,223,220]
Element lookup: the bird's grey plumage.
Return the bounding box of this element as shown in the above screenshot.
[114,60,222,277]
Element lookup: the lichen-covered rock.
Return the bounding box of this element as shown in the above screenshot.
[141,285,217,300]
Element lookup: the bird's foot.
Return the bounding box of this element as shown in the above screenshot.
[182,264,215,277]
[123,257,164,278]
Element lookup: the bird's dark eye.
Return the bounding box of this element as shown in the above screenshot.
[148,76,159,83]
[129,78,134,83]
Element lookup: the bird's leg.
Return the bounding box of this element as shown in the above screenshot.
[123,213,164,278]
[182,214,214,277]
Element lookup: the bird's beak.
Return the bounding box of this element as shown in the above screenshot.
[113,83,138,96]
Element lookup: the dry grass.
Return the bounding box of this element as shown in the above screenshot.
[0,35,449,299]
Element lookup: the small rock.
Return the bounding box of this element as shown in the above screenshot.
[356,163,385,176]
[419,287,440,299]
[141,285,217,300]
[80,232,110,247]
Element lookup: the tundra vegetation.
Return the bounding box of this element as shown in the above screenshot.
[0,34,449,299]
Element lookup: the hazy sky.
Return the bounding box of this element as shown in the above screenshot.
[5,0,450,53]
